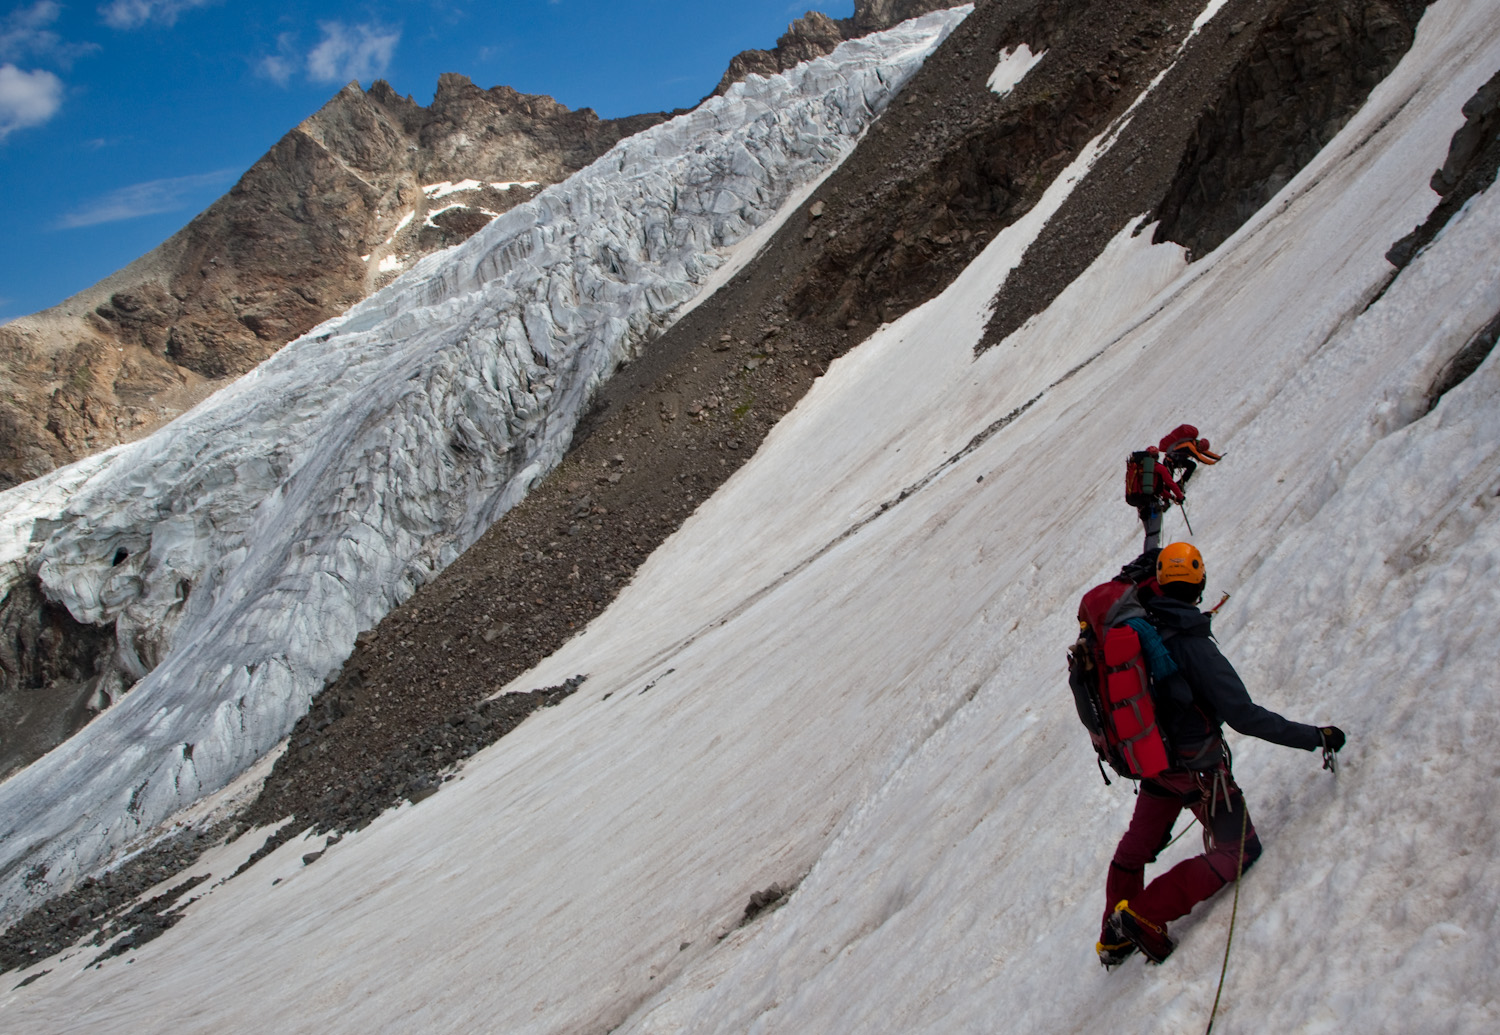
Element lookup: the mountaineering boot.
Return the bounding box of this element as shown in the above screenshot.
[1096,929,1136,969]
[1109,901,1175,964]
[1096,911,1137,969]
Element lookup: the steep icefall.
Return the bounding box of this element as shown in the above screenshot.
[0,9,969,920]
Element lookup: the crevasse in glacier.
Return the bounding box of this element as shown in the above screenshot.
[0,9,970,917]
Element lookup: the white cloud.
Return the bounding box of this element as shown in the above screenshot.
[59,168,236,228]
[1,1,60,58]
[306,20,399,84]
[0,63,62,141]
[2,1,98,67]
[258,53,294,87]
[99,0,216,31]
[254,31,296,87]
[255,31,298,87]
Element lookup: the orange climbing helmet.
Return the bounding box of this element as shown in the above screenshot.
[1156,541,1206,585]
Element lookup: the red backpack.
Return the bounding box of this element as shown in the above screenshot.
[1124,448,1184,510]
[1067,579,1171,783]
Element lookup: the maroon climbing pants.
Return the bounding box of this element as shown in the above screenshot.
[1103,761,1263,931]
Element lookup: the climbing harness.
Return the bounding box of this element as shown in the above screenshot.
[1208,766,1231,818]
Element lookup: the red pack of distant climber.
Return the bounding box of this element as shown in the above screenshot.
[1156,424,1221,464]
[1125,424,1223,552]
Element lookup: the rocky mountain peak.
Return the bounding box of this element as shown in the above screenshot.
[0,74,669,491]
[852,0,956,34]
[712,1,962,96]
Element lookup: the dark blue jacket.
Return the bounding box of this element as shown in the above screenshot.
[1144,594,1322,763]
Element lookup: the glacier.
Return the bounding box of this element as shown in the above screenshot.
[0,9,969,918]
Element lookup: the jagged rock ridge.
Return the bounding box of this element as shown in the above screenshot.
[712,1,957,96]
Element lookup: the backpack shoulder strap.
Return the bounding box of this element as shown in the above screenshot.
[1103,585,1147,627]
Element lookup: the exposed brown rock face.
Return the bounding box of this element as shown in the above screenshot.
[0,77,669,491]
[1152,0,1431,260]
[785,0,1208,341]
[0,578,117,781]
[980,0,1431,349]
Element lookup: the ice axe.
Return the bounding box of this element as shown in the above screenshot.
[1321,731,1340,775]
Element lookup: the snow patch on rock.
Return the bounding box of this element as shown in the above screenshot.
[423,179,542,200]
[1192,0,1233,34]
[423,179,484,199]
[422,203,472,228]
[986,44,1044,98]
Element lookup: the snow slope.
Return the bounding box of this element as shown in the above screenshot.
[0,9,968,919]
[4,0,1500,1031]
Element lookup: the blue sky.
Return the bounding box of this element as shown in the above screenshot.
[0,0,854,322]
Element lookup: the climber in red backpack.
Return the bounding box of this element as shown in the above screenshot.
[1125,425,1222,552]
[1095,542,1345,967]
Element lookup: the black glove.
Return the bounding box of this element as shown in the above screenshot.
[1319,726,1346,753]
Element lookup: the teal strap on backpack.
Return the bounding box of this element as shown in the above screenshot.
[1125,618,1177,680]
